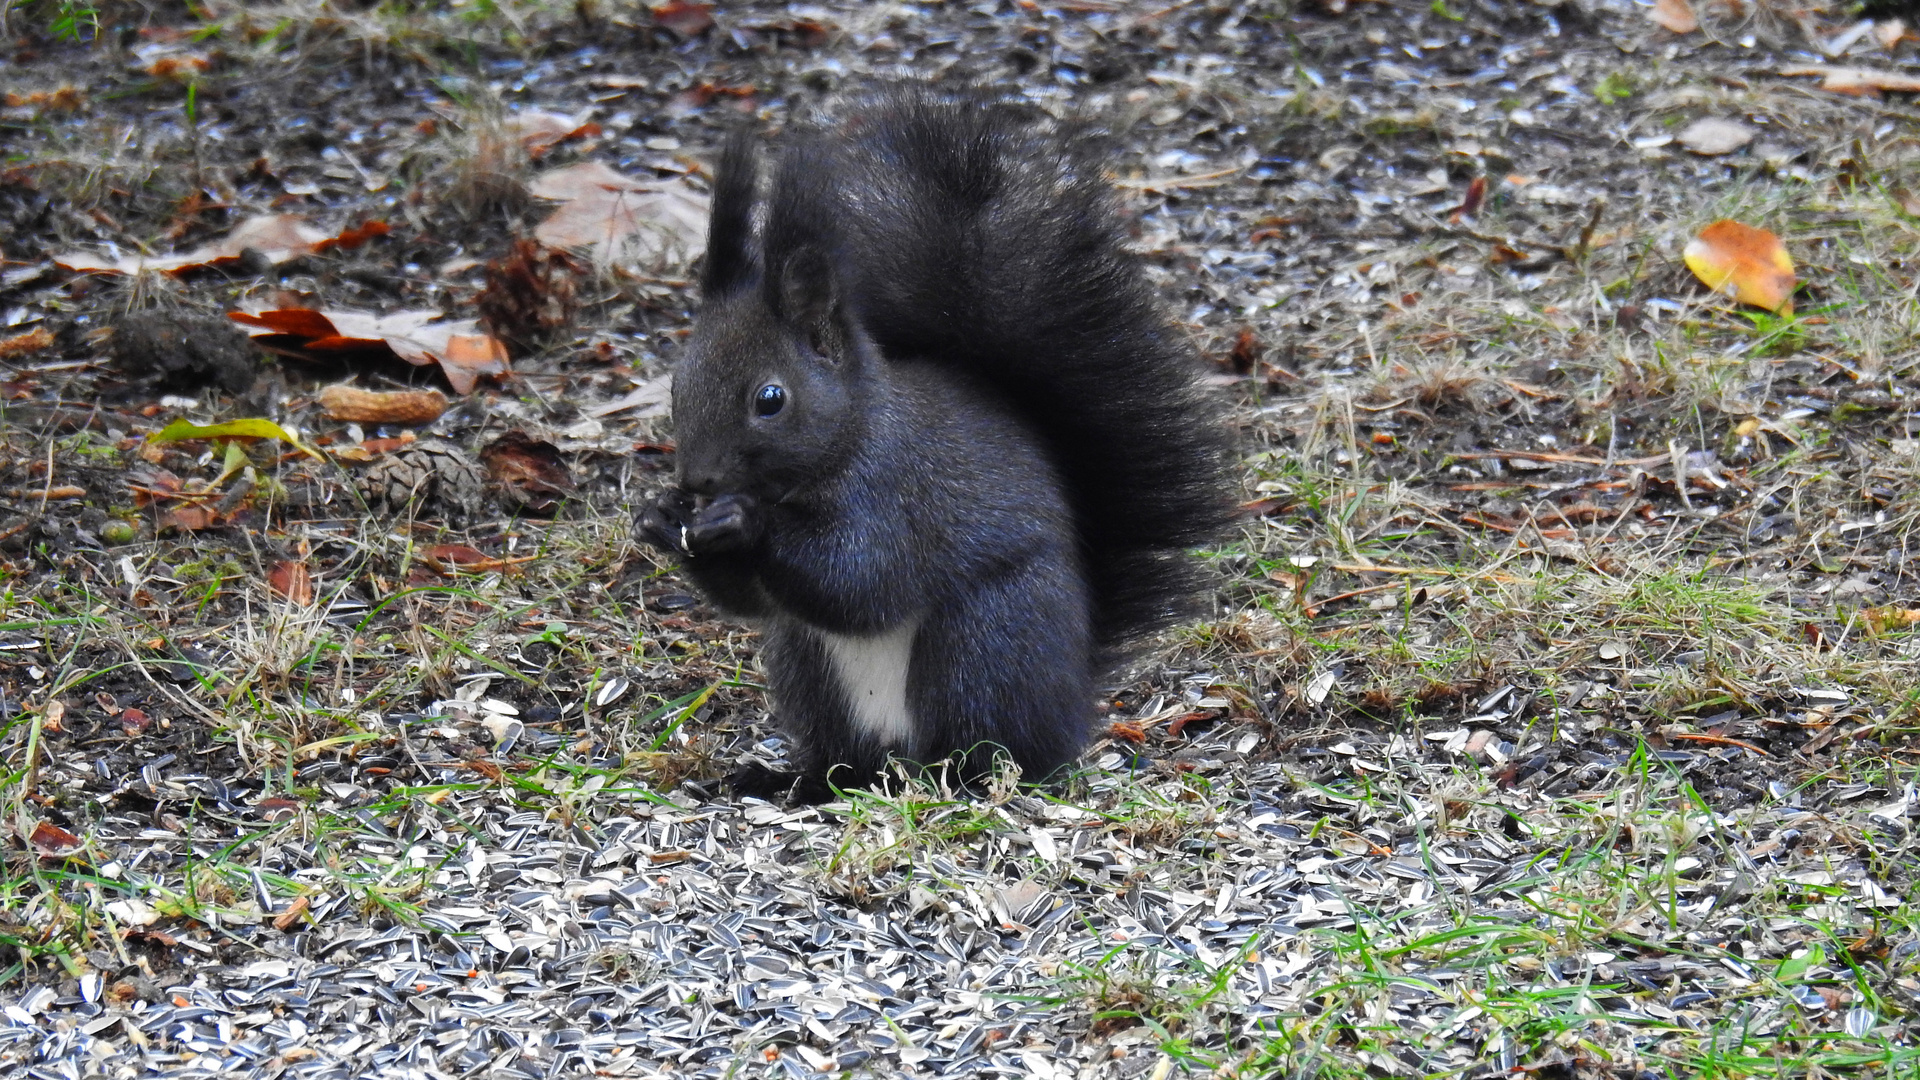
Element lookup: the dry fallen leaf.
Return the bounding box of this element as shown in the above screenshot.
[267,560,314,606]
[1860,606,1920,634]
[317,385,448,425]
[1451,175,1487,223]
[29,819,84,860]
[652,1,715,36]
[272,895,311,931]
[585,371,673,419]
[1874,19,1914,49]
[478,239,584,349]
[423,543,533,575]
[1677,117,1755,156]
[480,431,576,514]
[329,432,417,463]
[147,52,210,79]
[54,216,388,276]
[230,308,509,395]
[161,505,228,533]
[505,109,602,157]
[1684,221,1796,314]
[1649,0,1698,33]
[438,335,514,394]
[4,86,85,111]
[530,162,708,269]
[0,327,54,358]
[1780,64,1920,97]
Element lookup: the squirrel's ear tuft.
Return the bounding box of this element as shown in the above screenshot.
[775,247,848,360]
[701,129,758,298]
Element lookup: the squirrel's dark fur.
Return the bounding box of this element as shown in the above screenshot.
[640,88,1234,803]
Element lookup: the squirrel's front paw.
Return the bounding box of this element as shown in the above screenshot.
[636,490,697,555]
[685,493,759,555]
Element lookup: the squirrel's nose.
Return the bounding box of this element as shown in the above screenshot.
[678,465,722,497]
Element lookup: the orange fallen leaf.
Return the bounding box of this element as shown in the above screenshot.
[161,505,228,532]
[1165,711,1213,739]
[1649,0,1697,33]
[329,433,417,462]
[54,216,386,276]
[439,335,513,393]
[530,162,707,268]
[271,895,311,931]
[1780,64,1920,97]
[505,109,602,157]
[1683,221,1796,314]
[267,560,314,606]
[147,53,210,79]
[319,220,392,251]
[422,544,534,575]
[4,86,85,111]
[29,820,84,860]
[0,327,54,358]
[1451,175,1487,222]
[229,308,509,394]
[652,1,715,35]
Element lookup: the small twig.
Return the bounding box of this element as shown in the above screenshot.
[1452,449,1671,467]
[1428,218,1572,262]
[1310,583,1402,610]
[1571,196,1606,262]
[38,441,56,515]
[1668,732,1769,756]
[1669,440,1693,510]
[1111,166,1246,193]
[1330,563,1524,584]
[4,486,85,501]
[1126,0,1206,23]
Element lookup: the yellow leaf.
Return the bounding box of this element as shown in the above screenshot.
[1861,606,1920,635]
[147,418,323,461]
[1683,221,1796,314]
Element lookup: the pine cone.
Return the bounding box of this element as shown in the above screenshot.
[362,439,486,519]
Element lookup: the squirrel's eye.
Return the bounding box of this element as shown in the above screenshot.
[753,383,787,417]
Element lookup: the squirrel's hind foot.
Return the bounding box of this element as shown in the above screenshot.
[728,763,839,805]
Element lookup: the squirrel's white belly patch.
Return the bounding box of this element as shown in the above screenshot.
[818,620,919,748]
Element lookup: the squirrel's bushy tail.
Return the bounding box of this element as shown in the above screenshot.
[756,87,1236,655]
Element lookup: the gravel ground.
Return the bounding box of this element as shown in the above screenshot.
[1,0,1917,1076]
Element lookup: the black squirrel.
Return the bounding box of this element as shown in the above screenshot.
[639,88,1235,803]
